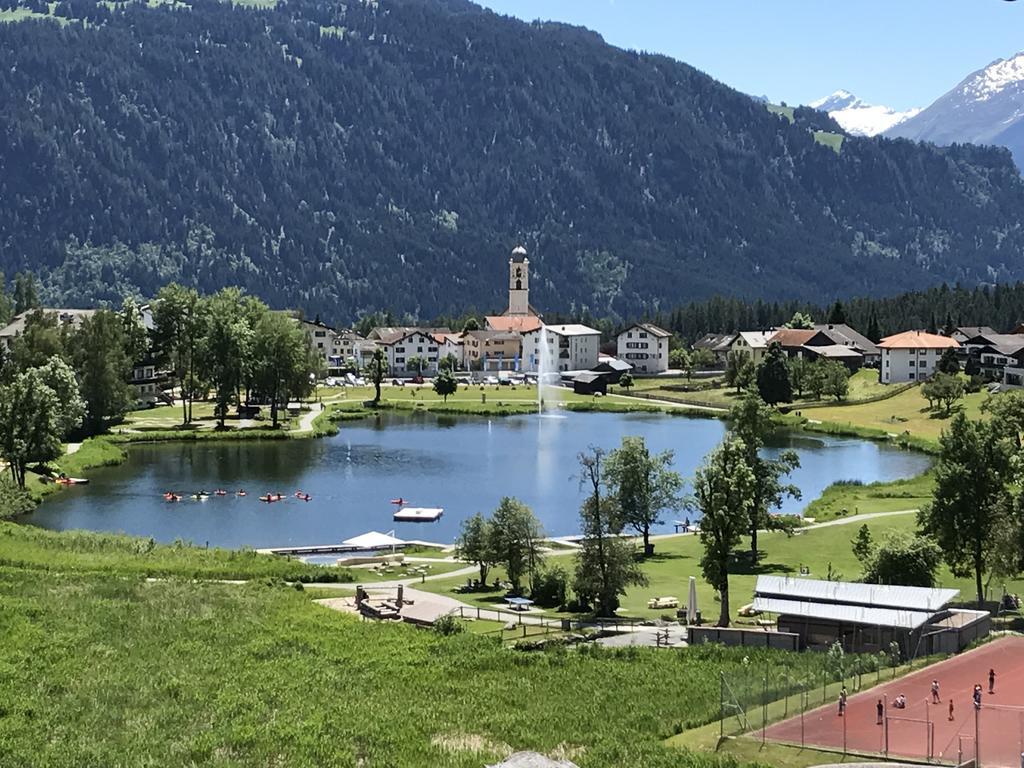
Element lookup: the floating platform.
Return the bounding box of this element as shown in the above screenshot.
[393,507,443,523]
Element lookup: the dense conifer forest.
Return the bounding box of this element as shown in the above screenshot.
[3,0,1024,321]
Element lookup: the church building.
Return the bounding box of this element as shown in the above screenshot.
[485,245,542,334]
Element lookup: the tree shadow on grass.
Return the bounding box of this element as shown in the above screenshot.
[729,551,795,576]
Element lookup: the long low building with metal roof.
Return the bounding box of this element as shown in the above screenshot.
[751,576,989,657]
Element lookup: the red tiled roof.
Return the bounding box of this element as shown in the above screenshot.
[769,329,816,347]
[877,331,960,350]
[485,315,542,333]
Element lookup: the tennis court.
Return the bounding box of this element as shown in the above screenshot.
[762,636,1024,767]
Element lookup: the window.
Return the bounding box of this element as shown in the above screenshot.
[909,372,915,379]
[315,331,326,338]
[396,346,405,353]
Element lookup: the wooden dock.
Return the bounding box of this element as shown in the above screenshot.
[256,538,450,556]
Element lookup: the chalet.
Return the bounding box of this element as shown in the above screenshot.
[0,308,96,351]
[951,326,999,345]
[730,331,775,366]
[692,333,735,364]
[376,329,443,375]
[615,323,670,373]
[810,324,879,365]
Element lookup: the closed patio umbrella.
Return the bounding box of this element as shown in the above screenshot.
[687,576,698,625]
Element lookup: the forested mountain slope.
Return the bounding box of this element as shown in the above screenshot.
[3,0,1024,321]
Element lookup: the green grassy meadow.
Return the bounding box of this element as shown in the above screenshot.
[0,520,351,582]
[420,512,1022,623]
[805,384,988,444]
[0,568,855,768]
[628,369,890,410]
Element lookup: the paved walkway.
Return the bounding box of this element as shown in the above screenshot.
[605,392,727,413]
[802,508,917,530]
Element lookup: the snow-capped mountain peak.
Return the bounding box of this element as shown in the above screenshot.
[809,89,863,112]
[809,90,920,136]
[959,52,1024,102]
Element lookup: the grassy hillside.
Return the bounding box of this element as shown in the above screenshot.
[0,568,847,767]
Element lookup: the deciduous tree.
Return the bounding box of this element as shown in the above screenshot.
[199,289,253,428]
[251,311,309,428]
[728,392,799,563]
[153,284,203,425]
[574,447,646,616]
[489,497,544,595]
[605,436,682,556]
[454,512,497,585]
[690,437,757,626]
[0,368,62,487]
[367,348,388,405]
[73,310,133,432]
[724,350,751,393]
[919,415,1012,606]
[432,368,458,402]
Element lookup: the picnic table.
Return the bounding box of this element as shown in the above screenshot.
[504,596,534,612]
[647,596,679,610]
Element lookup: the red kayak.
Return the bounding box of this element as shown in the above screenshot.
[390,497,405,505]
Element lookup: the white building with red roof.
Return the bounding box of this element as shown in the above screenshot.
[877,330,959,384]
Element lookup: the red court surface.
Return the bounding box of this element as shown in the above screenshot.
[763,636,1024,767]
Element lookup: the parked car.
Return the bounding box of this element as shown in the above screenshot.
[411,374,425,384]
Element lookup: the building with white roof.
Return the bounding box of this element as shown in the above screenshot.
[522,324,601,373]
[730,330,776,366]
[752,575,988,656]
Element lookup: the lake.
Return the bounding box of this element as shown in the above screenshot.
[30,411,931,549]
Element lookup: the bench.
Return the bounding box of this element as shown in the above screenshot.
[647,596,679,610]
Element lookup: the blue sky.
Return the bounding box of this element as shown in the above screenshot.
[475,1,1023,111]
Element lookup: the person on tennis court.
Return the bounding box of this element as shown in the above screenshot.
[838,688,847,717]
[974,685,983,710]
[877,698,884,725]
[989,668,996,694]
[931,679,940,703]
[949,698,955,721]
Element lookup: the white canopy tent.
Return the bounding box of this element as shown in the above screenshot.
[342,531,406,551]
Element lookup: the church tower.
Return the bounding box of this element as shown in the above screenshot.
[507,245,530,316]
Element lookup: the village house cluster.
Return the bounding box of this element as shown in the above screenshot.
[695,322,1024,388]
[296,246,674,392]
[7,246,1024,400]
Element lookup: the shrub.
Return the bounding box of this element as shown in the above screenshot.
[433,613,465,636]
[531,564,569,608]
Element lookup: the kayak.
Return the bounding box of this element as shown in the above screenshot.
[389,497,405,505]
